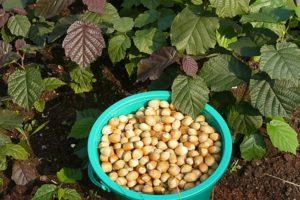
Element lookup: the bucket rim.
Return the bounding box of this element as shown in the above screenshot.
[88,91,232,199]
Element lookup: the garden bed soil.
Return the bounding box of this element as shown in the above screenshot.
[1,65,299,200]
[215,147,300,200]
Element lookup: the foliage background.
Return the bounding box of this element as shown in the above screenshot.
[0,0,299,199]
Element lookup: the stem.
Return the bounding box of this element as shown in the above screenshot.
[21,52,25,68]
[16,128,31,147]
[239,83,249,103]
[265,173,300,188]
[0,96,12,102]
[13,60,23,68]
[211,187,215,200]
[50,179,58,185]
[232,52,249,66]
[195,53,219,61]
[284,17,293,39]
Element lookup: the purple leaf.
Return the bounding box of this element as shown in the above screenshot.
[0,40,12,55]
[0,9,10,28]
[181,55,198,77]
[83,0,106,14]
[62,21,105,68]
[1,40,21,67]
[15,39,26,50]
[11,161,38,186]
[137,47,178,81]
[11,8,27,16]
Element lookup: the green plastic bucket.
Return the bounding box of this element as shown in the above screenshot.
[88,91,232,200]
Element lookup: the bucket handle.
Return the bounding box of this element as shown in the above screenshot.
[88,163,110,192]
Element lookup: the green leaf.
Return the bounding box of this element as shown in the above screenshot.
[142,0,160,9]
[216,31,237,50]
[191,0,203,5]
[122,0,141,8]
[170,8,219,55]
[1,26,16,43]
[58,188,81,200]
[69,118,95,139]
[267,119,299,154]
[260,42,300,83]
[172,75,209,119]
[7,15,31,37]
[210,0,250,18]
[229,37,260,57]
[113,17,134,32]
[295,6,300,18]
[0,144,29,160]
[70,68,96,94]
[2,0,28,11]
[43,77,66,91]
[100,3,120,24]
[33,100,45,112]
[240,134,267,161]
[0,110,23,130]
[48,15,79,42]
[125,62,137,77]
[76,109,99,120]
[157,9,175,31]
[108,34,131,63]
[81,3,119,25]
[57,167,82,183]
[227,103,263,135]
[0,156,7,170]
[8,67,44,109]
[32,184,58,200]
[241,7,292,23]
[160,0,175,7]
[249,0,286,13]
[133,28,166,54]
[200,54,251,92]
[134,10,161,28]
[19,44,42,54]
[80,12,102,27]
[247,27,278,47]
[250,22,285,37]
[0,133,12,146]
[29,22,54,46]
[249,75,300,117]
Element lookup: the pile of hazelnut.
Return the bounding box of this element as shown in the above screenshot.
[99,100,221,194]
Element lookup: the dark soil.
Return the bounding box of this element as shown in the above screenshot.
[214,143,300,200]
[214,111,300,200]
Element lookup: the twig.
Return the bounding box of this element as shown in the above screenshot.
[50,179,58,185]
[265,173,300,188]
[195,53,219,60]
[0,96,12,102]
[12,60,23,68]
[211,187,215,200]
[21,52,25,68]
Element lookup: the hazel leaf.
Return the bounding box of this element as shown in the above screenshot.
[137,47,178,81]
[83,0,106,14]
[62,21,105,68]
